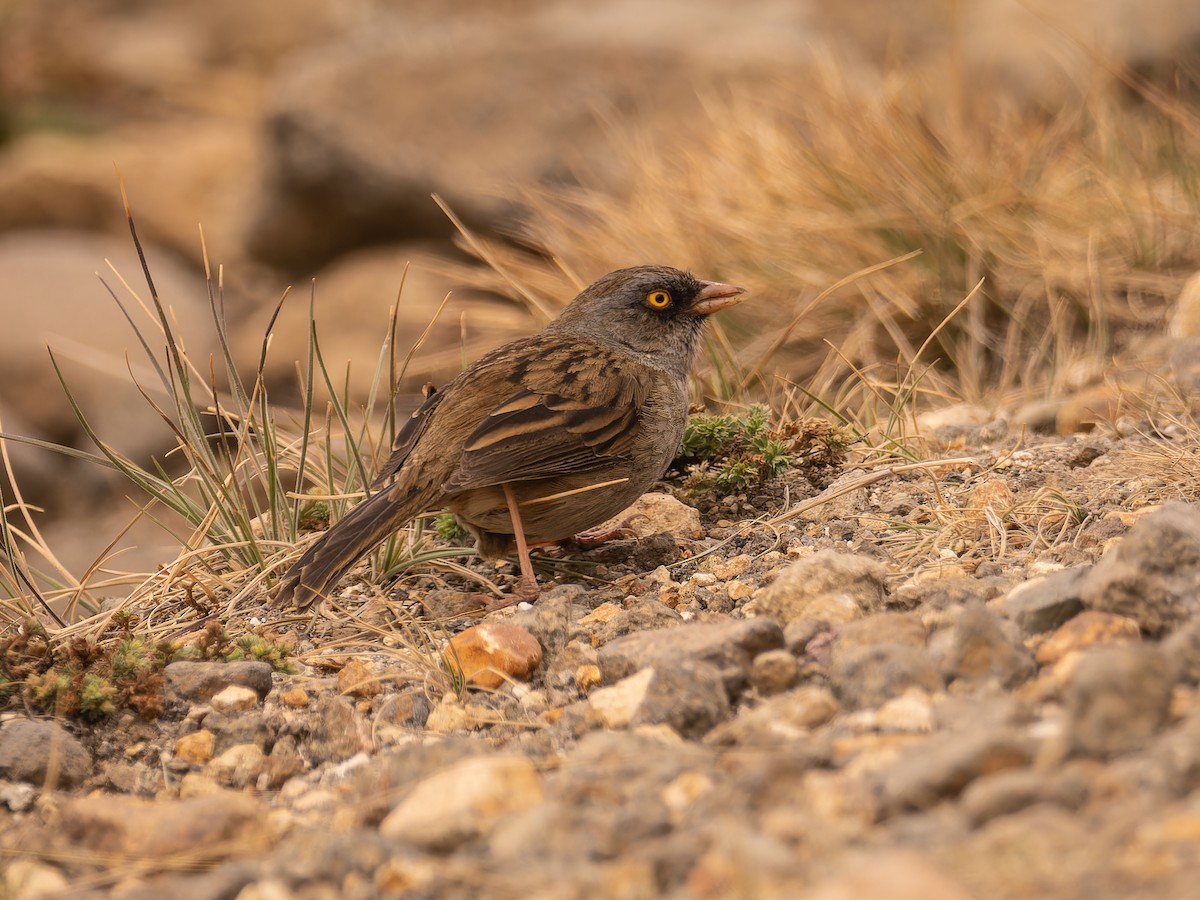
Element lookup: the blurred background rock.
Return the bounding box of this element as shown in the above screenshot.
[1,0,1198,575]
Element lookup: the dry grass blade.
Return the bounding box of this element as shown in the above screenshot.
[0,185,486,652]
[0,410,81,620]
[432,193,558,321]
[770,457,978,527]
[0,503,65,629]
[742,248,925,390]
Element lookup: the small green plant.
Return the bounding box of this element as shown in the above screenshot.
[109,636,157,679]
[228,634,294,672]
[189,620,293,672]
[1,618,53,683]
[434,511,469,542]
[26,667,77,716]
[79,673,118,720]
[27,667,118,721]
[674,405,845,496]
[7,612,294,720]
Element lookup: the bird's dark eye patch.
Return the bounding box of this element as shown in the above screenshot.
[645,289,672,309]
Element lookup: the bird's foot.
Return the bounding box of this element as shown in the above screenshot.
[513,573,541,602]
[482,575,540,613]
[571,521,635,549]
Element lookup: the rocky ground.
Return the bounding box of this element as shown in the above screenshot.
[5,418,1200,898]
[5,2,1200,897]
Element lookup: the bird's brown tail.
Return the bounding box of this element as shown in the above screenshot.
[274,479,437,611]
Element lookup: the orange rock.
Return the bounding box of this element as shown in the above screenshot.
[576,665,602,693]
[966,478,1015,516]
[336,658,381,698]
[277,686,310,708]
[579,602,623,626]
[445,623,543,689]
[1035,610,1141,666]
[173,729,216,765]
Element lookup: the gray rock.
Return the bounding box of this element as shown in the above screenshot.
[999,567,1087,634]
[1080,502,1200,635]
[267,828,394,886]
[589,597,684,645]
[1134,705,1200,798]
[632,532,681,570]
[783,617,828,652]
[544,639,602,690]
[509,585,592,657]
[344,737,482,827]
[750,649,800,695]
[0,718,91,789]
[589,660,733,738]
[263,734,305,790]
[207,743,265,789]
[705,686,840,750]
[200,710,270,754]
[631,660,732,738]
[419,588,490,619]
[380,753,544,851]
[598,617,784,697]
[879,729,1033,816]
[1163,616,1200,685]
[490,730,713,864]
[663,818,807,898]
[103,761,156,796]
[0,782,36,812]
[826,614,938,708]
[1065,644,1173,758]
[932,603,1035,688]
[894,573,1008,613]
[375,688,432,731]
[307,694,371,765]
[96,863,259,900]
[164,660,274,705]
[61,792,263,859]
[831,642,944,710]
[250,27,743,269]
[800,850,974,900]
[830,611,927,660]
[960,767,1089,826]
[756,549,888,626]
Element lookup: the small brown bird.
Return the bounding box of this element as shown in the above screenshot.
[274,265,746,610]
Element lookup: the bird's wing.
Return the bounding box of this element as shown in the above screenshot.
[445,341,648,492]
[372,388,445,487]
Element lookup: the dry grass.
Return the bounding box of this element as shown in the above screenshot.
[441,60,1200,430]
[0,192,468,707]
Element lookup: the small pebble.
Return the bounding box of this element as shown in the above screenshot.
[751,649,800,695]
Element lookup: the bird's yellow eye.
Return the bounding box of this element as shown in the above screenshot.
[645,290,672,309]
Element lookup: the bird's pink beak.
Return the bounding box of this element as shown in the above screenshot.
[691,280,747,316]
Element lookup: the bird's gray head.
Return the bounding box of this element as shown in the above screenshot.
[548,265,746,377]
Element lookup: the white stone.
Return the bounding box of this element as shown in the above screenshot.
[587,668,656,729]
[210,684,260,713]
[380,755,544,850]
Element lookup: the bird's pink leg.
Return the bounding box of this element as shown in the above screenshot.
[501,483,541,601]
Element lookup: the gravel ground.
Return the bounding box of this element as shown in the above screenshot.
[5,419,1200,899]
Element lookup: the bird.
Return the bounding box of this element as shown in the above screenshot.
[274,265,747,611]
